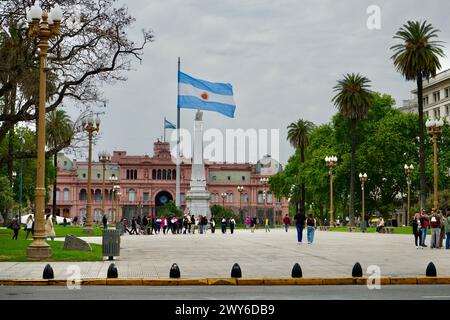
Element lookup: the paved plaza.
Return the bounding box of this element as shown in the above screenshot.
[0,228,449,279]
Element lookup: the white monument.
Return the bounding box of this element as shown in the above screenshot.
[185,110,211,218]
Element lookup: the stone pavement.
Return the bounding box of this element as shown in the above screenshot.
[0,228,449,279]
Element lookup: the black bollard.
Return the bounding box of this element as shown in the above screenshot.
[291,263,303,278]
[43,264,54,279]
[107,263,118,278]
[170,263,181,278]
[231,263,242,278]
[352,262,363,277]
[426,262,437,277]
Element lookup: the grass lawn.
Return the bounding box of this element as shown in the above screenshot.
[0,226,103,262]
[326,226,426,235]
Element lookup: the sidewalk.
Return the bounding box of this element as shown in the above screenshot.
[1,229,449,279]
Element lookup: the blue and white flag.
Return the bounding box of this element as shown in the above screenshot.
[164,118,176,129]
[178,71,236,118]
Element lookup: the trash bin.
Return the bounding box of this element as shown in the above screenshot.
[102,229,120,260]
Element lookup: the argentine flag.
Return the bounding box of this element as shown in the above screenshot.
[178,71,236,118]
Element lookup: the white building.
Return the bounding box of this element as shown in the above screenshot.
[400,68,450,121]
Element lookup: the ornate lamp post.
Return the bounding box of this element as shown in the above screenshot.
[404,164,414,226]
[426,118,444,210]
[81,113,100,233]
[358,173,368,232]
[237,186,245,221]
[221,192,227,209]
[26,1,63,259]
[99,152,111,219]
[116,189,122,222]
[109,176,118,223]
[325,155,338,227]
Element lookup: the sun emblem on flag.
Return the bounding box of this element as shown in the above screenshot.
[201,92,209,100]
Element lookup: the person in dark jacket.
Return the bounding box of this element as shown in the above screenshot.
[221,217,227,234]
[210,216,216,234]
[294,209,306,244]
[10,215,20,240]
[283,214,291,232]
[142,215,148,235]
[102,214,108,231]
[412,213,423,249]
[130,216,138,235]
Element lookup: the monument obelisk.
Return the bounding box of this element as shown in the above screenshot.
[185,110,211,218]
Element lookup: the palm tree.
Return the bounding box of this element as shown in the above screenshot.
[332,73,372,227]
[287,119,315,213]
[391,20,445,209]
[46,110,74,221]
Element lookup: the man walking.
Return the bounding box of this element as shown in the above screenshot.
[294,209,306,244]
[430,209,442,249]
[102,214,108,231]
[283,214,291,232]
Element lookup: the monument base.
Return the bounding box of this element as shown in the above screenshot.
[185,191,211,218]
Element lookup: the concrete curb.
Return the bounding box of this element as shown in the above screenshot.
[1,277,450,286]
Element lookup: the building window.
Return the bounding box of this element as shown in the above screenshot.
[172,169,176,180]
[167,170,172,180]
[63,189,70,201]
[97,173,101,179]
[212,175,217,181]
[162,169,167,180]
[157,169,161,180]
[143,192,149,203]
[433,91,440,103]
[446,104,450,116]
[241,193,249,203]
[180,193,186,203]
[423,96,429,105]
[152,169,156,180]
[95,189,102,201]
[267,192,273,204]
[227,176,231,181]
[242,176,246,181]
[445,87,450,99]
[257,191,264,204]
[55,188,60,201]
[128,189,136,202]
[226,192,233,203]
[434,108,440,118]
[79,189,87,201]
[425,111,429,118]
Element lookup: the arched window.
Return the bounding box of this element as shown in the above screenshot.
[157,169,161,180]
[128,189,136,202]
[257,191,264,204]
[152,169,156,180]
[55,188,60,201]
[162,169,167,180]
[95,189,102,201]
[134,170,138,180]
[126,170,130,180]
[167,170,172,180]
[79,189,87,201]
[226,192,233,203]
[241,193,248,203]
[267,192,273,204]
[172,169,176,179]
[63,189,70,201]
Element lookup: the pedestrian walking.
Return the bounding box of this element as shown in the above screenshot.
[306,214,317,244]
[251,216,257,233]
[63,217,67,227]
[412,213,423,249]
[294,209,306,244]
[429,209,442,249]
[130,216,138,235]
[102,214,108,231]
[265,217,270,232]
[221,217,227,234]
[10,215,21,240]
[210,216,216,234]
[25,215,34,240]
[245,216,251,229]
[45,214,55,241]
[444,211,450,250]
[283,214,291,232]
[439,210,445,248]
[420,210,429,247]
[230,217,236,234]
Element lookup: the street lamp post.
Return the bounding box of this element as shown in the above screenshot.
[99,152,111,220]
[260,177,269,224]
[109,176,118,223]
[26,1,63,259]
[81,113,100,233]
[426,119,444,210]
[359,173,368,232]
[237,186,244,221]
[404,164,414,226]
[325,156,338,227]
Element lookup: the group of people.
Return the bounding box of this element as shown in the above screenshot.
[9,213,55,241]
[290,211,318,244]
[412,209,450,249]
[118,214,240,236]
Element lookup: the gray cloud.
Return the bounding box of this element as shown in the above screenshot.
[67,0,450,164]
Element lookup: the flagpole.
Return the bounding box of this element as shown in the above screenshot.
[164,117,166,143]
[176,57,181,209]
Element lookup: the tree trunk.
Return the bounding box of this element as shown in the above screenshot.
[417,74,427,210]
[52,152,58,221]
[349,119,357,227]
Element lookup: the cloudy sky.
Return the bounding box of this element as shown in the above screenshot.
[70,0,450,164]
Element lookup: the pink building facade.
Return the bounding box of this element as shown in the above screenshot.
[47,141,289,224]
